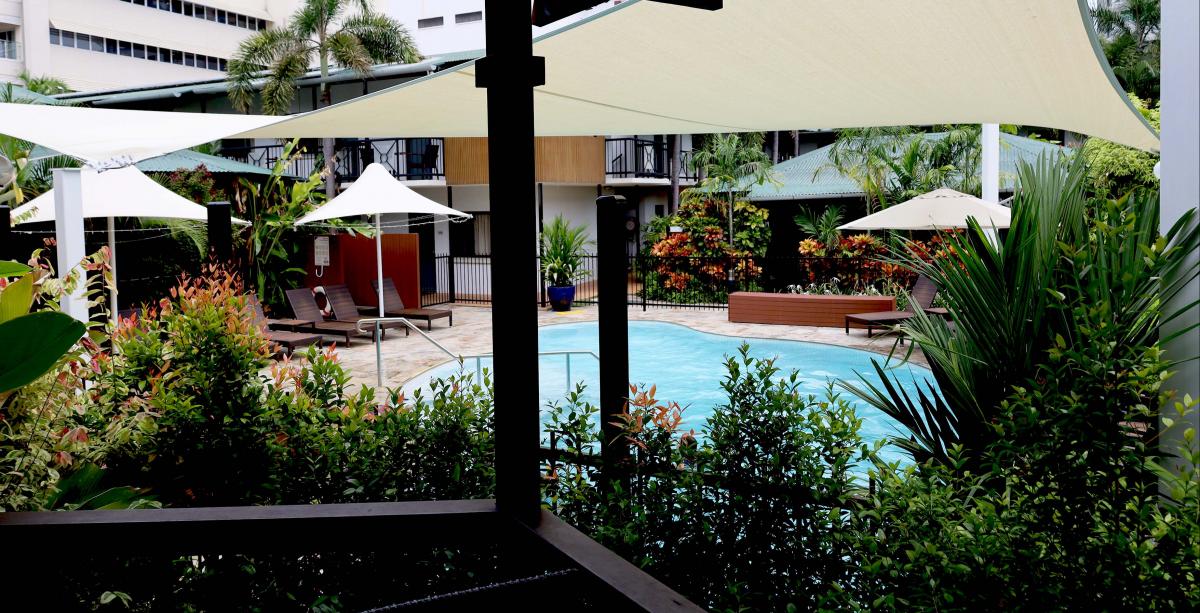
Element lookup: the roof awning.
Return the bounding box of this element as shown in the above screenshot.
[238,0,1158,151]
[0,0,1158,155]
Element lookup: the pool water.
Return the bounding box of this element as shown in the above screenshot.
[404,321,937,465]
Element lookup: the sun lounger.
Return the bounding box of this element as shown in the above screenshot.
[371,278,453,330]
[322,284,409,337]
[247,295,323,356]
[284,287,366,345]
[844,275,939,338]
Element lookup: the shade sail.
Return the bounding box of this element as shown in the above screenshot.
[295,163,471,225]
[0,103,281,163]
[11,167,248,224]
[30,145,277,176]
[839,188,1011,231]
[238,0,1157,151]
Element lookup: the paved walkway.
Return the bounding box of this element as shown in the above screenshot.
[315,304,923,394]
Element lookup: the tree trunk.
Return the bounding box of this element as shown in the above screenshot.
[771,130,779,164]
[319,50,336,199]
[668,134,681,214]
[792,130,800,157]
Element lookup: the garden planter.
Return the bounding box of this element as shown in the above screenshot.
[547,285,576,311]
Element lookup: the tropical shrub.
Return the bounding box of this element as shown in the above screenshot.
[1081,93,1160,198]
[640,194,770,303]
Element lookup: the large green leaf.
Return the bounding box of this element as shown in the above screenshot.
[0,261,31,277]
[0,311,86,394]
[0,272,35,323]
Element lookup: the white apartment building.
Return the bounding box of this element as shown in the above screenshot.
[0,0,322,91]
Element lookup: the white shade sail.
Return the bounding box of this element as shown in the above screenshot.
[11,166,248,224]
[0,103,282,164]
[0,1,1157,153]
[838,188,1012,231]
[238,0,1157,151]
[295,163,471,225]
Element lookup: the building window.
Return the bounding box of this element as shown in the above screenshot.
[122,0,268,31]
[417,16,444,28]
[0,30,16,60]
[48,26,227,71]
[455,11,483,24]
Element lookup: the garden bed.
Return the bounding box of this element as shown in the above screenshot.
[728,292,895,328]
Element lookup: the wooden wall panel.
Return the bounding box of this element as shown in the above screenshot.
[444,136,606,186]
[535,136,605,184]
[445,137,490,185]
[305,234,420,311]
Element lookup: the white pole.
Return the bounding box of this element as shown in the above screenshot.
[107,216,117,324]
[53,168,88,323]
[981,123,1001,247]
[374,213,385,389]
[1161,0,1199,474]
[981,123,1000,203]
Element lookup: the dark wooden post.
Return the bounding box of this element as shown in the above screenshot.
[597,194,630,487]
[206,201,232,264]
[480,0,544,526]
[0,205,12,262]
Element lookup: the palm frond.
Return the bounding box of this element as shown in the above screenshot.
[339,12,420,64]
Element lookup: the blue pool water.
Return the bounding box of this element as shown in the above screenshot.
[404,321,936,466]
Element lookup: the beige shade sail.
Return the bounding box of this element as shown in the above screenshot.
[838,188,1012,231]
[0,0,1156,153]
[238,0,1157,151]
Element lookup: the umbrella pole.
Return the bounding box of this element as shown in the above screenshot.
[108,216,117,325]
[375,213,385,391]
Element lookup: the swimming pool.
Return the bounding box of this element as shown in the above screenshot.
[403,321,936,465]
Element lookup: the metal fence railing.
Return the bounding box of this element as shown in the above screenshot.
[420,254,903,310]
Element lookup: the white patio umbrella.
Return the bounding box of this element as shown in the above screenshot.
[838,188,1011,232]
[294,163,471,387]
[11,166,248,322]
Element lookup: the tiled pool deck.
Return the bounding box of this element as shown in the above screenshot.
[319,304,926,394]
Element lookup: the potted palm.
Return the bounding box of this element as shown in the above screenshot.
[540,216,592,312]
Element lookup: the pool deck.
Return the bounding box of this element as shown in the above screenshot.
[316,304,926,394]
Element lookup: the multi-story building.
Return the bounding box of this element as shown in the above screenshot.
[0,1,323,91]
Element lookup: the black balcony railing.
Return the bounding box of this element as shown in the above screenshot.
[223,138,445,182]
[605,137,697,181]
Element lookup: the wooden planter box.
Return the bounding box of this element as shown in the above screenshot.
[728,292,896,328]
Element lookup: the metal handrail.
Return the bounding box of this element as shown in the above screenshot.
[456,350,600,390]
[356,316,462,388]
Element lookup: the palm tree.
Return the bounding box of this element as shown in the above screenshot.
[819,126,911,213]
[688,133,776,251]
[1092,0,1160,101]
[227,0,420,197]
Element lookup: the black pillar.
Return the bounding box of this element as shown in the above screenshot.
[538,183,547,307]
[596,195,630,487]
[0,205,11,262]
[480,0,544,526]
[206,201,232,264]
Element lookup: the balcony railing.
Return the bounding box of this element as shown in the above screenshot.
[0,40,20,61]
[222,138,445,182]
[605,137,697,181]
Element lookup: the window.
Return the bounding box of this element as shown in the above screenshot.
[218,58,227,71]
[91,36,104,52]
[133,43,145,59]
[184,52,194,66]
[1,30,15,60]
[146,45,158,61]
[49,27,60,45]
[118,40,132,56]
[62,30,77,47]
[171,49,182,64]
[205,7,216,21]
[106,38,117,54]
[418,16,444,28]
[236,15,246,28]
[455,11,483,24]
[217,10,226,24]
[183,2,193,17]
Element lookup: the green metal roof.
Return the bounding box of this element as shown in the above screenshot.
[2,83,62,104]
[30,145,274,175]
[748,132,1068,202]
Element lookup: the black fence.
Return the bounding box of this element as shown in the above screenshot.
[604,138,698,181]
[420,254,899,310]
[223,138,445,182]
